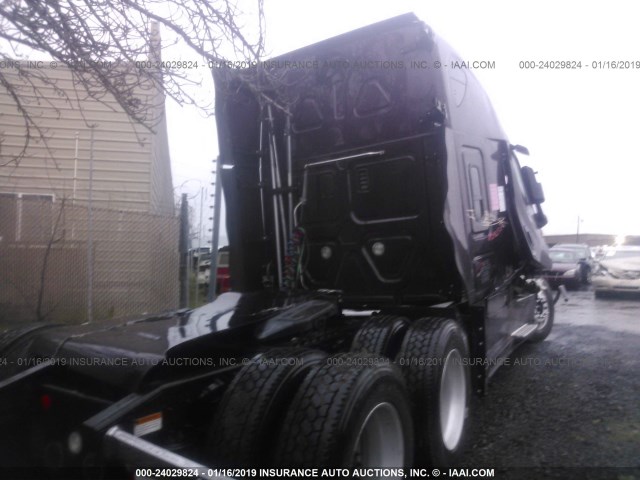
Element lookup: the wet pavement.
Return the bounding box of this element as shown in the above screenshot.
[554,287,640,334]
[2,288,638,479]
[462,287,640,479]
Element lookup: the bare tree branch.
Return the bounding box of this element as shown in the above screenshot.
[36,196,66,322]
[0,0,265,165]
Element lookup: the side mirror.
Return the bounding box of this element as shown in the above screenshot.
[511,144,530,155]
[520,166,545,204]
[533,211,548,229]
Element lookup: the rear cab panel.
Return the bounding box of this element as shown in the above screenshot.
[214,13,551,360]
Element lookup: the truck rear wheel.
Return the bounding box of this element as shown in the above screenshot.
[206,348,325,467]
[273,353,413,472]
[396,317,470,468]
[350,315,409,358]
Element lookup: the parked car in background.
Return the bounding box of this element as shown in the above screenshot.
[544,247,588,288]
[549,243,593,284]
[196,247,230,294]
[197,258,211,287]
[593,246,640,298]
[215,247,230,293]
[190,246,211,270]
[591,245,608,261]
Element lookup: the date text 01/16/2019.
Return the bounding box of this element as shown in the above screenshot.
[519,60,640,69]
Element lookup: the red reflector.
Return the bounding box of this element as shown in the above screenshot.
[40,394,52,411]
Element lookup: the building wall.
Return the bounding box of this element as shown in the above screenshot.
[0,197,179,324]
[0,64,179,323]
[0,65,173,215]
[149,105,176,216]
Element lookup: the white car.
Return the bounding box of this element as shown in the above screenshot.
[593,246,640,298]
[197,259,211,287]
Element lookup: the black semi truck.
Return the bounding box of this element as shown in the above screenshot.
[0,13,553,477]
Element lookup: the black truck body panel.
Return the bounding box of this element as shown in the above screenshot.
[214,12,550,307]
[0,13,552,473]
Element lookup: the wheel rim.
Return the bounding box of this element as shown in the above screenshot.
[534,289,550,331]
[353,402,404,469]
[439,348,466,451]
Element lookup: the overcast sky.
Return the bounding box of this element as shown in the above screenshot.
[168,0,640,245]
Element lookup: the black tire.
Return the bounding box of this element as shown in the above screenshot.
[273,353,414,470]
[396,317,470,468]
[528,280,554,343]
[206,348,325,467]
[350,315,409,358]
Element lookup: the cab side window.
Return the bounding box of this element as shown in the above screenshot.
[462,147,489,232]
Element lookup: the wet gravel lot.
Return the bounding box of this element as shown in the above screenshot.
[461,288,640,479]
[1,290,638,479]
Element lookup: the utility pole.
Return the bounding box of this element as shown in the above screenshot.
[87,126,95,322]
[576,215,582,243]
[208,157,222,302]
[179,193,190,308]
[71,132,79,239]
[194,186,204,306]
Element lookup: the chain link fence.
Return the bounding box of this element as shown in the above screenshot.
[0,195,179,325]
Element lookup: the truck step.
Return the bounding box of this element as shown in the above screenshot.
[511,323,538,339]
